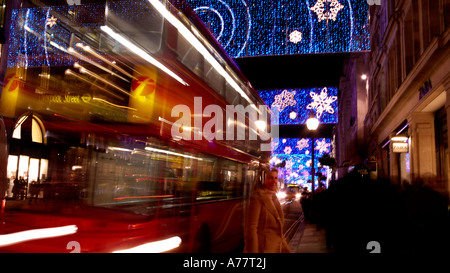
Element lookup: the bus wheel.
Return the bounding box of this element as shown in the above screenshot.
[193,224,211,253]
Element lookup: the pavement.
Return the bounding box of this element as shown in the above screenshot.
[282,197,330,253]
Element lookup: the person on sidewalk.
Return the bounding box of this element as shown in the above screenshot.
[244,168,292,253]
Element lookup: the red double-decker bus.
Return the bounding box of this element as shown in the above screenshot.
[0,0,270,253]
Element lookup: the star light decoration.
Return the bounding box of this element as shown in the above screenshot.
[306,87,338,118]
[310,0,344,22]
[271,90,296,112]
[289,30,302,44]
[46,16,58,28]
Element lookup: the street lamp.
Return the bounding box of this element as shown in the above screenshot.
[306,112,319,222]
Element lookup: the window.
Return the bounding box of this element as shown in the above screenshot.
[12,114,46,144]
[429,0,442,39]
[205,61,225,96]
[177,32,204,78]
[105,0,164,54]
[404,7,414,75]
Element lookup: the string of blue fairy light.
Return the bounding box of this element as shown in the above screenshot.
[187,0,370,57]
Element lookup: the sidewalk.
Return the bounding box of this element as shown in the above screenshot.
[289,221,330,253]
[282,199,330,253]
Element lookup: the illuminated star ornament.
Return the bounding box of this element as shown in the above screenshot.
[307,87,337,118]
[289,30,302,44]
[46,16,57,28]
[310,0,344,22]
[271,90,296,112]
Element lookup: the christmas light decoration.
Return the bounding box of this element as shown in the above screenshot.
[285,160,294,169]
[310,0,344,22]
[271,90,297,112]
[284,146,292,155]
[289,111,297,120]
[271,137,332,187]
[306,87,338,118]
[9,1,370,66]
[289,30,302,44]
[45,15,57,28]
[314,138,331,154]
[258,87,338,125]
[296,138,309,151]
[8,1,166,68]
[186,0,370,57]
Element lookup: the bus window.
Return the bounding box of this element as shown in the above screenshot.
[205,61,225,96]
[105,0,164,54]
[177,31,204,78]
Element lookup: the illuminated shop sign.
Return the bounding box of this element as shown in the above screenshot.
[391,136,409,153]
[392,142,408,153]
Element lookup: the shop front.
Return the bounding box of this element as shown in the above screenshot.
[5,113,49,199]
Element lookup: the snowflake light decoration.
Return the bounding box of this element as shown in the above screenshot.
[306,87,337,118]
[289,30,302,44]
[296,139,309,151]
[271,90,296,112]
[46,16,57,28]
[284,146,292,154]
[310,0,344,22]
[315,139,331,154]
[285,160,294,169]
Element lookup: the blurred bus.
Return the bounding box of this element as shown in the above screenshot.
[0,0,270,253]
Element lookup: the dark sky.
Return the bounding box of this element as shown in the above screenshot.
[234,53,350,91]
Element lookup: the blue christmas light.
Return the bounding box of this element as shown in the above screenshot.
[271,137,332,187]
[186,0,370,57]
[258,87,338,125]
[7,1,161,68]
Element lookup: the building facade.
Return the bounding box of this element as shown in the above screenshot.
[364,0,450,200]
[336,53,370,178]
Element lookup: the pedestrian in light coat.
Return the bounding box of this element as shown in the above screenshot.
[244,168,291,253]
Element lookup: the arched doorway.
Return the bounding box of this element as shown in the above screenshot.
[6,113,48,199]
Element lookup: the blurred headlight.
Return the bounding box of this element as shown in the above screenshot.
[277,192,287,199]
